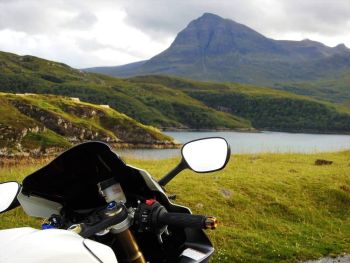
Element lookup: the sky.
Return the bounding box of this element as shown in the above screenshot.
[0,0,349,68]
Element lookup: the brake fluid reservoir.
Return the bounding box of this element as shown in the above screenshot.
[98,178,126,204]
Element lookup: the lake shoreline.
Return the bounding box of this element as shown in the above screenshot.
[0,141,182,158]
[163,127,350,135]
[1,130,350,159]
[162,127,259,133]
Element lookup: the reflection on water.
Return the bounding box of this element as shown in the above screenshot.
[117,131,350,160]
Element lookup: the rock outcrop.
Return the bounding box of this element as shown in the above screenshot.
[0,93,175,156]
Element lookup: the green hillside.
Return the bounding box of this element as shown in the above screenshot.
[1,51,350,133]
[0,51,250,130]
[129,76,350,133]
[274,73,350,103]
[0,92,174,155]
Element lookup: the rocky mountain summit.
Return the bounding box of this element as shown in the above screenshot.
[86,13,350,101]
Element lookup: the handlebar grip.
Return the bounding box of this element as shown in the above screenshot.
[157,211,217,230]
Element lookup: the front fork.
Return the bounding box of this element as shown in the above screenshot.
[65,202,146,263]
[112,229,145,263]
[107,203,146,263]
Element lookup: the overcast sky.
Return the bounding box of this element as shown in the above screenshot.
[0,0,349,68]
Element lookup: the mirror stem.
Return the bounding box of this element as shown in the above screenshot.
[158,159,187,187]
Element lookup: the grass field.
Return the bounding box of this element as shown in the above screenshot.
[1,151,350,262]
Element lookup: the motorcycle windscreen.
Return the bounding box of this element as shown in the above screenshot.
[21,142,138,210]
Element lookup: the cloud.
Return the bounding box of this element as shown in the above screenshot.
[76,37,113,52]
[0,0,59,34]
[0,0,349,68]
[0,29,145,68]
[121,0,350,43]
[0,0,99,33]
[121,0,259,39]
[257,0,350,36]
[63,11,98,31]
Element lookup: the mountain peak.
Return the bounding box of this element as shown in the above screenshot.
[198,12,248,27]
[89,13,350,87]
[198,12,225,21]
[194,13,245,30]
[165,12,270,56]
[335,43,348,51]
[190,12,230,27]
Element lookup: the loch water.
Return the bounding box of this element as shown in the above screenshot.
[117,131,350,160]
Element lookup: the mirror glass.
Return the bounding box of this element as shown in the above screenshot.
[182,137,230,173]
[0,182,20,213]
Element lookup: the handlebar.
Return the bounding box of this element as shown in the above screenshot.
[135,199,217,233]
[67,199,217,239]
[157,210,217,230]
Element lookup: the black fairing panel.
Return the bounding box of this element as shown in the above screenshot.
[21,142,153,210]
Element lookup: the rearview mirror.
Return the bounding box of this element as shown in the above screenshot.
[0,182,21,213]
[159,137,230,186]
[182,137,230,173]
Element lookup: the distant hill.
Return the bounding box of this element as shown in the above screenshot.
[1,50,350,134]
[93,60,146,76]
[129,75,350,133]
[273,73,350,103]
[0,93,174,155]
[85,13,350,103]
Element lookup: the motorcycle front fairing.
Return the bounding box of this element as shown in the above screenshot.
[17,141,214,262]
[0,227,118,263]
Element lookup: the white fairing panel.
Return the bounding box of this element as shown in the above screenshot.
[84,239,119,263]
[17,191,62,218]
[0,228,118,263]
[0,182,19,212]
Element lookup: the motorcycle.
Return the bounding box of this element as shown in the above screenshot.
[0,137,230,263]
